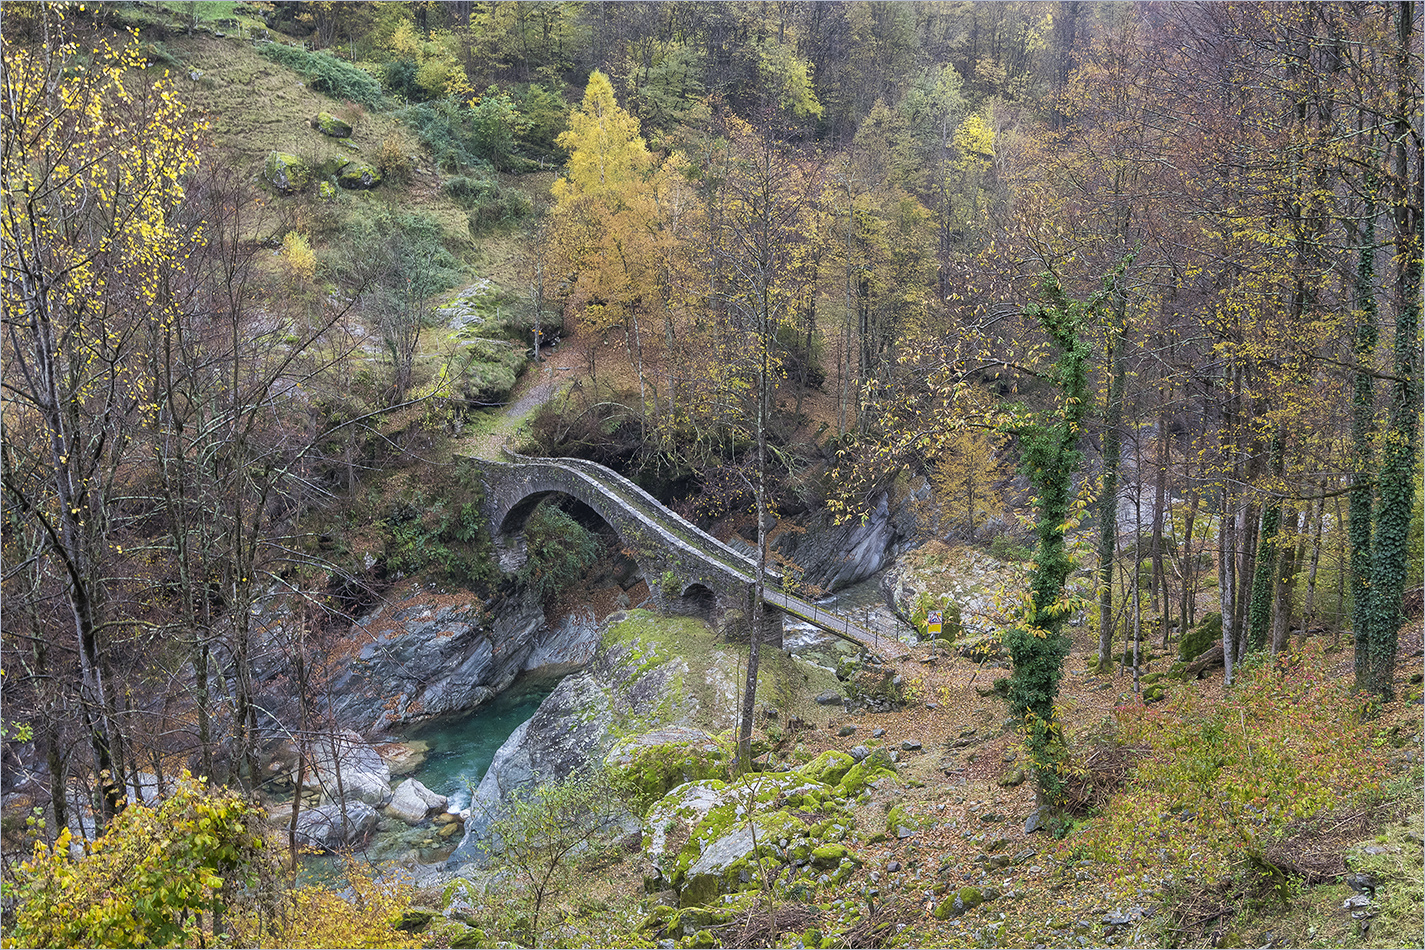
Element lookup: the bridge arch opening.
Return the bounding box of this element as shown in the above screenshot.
[674,581,717,619]
[495,492,647,593]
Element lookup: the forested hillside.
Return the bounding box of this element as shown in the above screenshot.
[1,2,1421,948]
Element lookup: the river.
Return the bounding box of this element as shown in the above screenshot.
[368,573,912,869]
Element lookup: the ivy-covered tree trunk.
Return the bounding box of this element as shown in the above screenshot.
[1361,9,1422,701]
[1247,431,1285,652]
[1006,263,1123,814]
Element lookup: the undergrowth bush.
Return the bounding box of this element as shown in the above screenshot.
[231,859,425,949]
[394,98,532,173]
[517,501,602,601]
[257,43,385,108]
[442,174,532,234]
[1062,641,1392,890]
[384,495,494,587]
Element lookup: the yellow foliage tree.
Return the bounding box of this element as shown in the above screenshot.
[929,427,1007,537]
[1,10,206,820]
[551,70,699,435]
[9,774,267,949]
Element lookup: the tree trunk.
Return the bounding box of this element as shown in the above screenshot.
[1097,313,1127,672]
[1247,432,1286,652]
[1349,170,1380,685]
[1363,0,1422,702]
[1219,485,1238,686]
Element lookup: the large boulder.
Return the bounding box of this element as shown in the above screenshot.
[643,771,863,907]
[264,151,310,194]
[446,610,847,872]
[294,800,378,851]
[311,111,353,137]
[604,726,726,811]
[386,778,448,823]
[880,543,1036,644]
[337,160,381,190]
[308,730,392,806]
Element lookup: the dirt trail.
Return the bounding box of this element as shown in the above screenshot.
[461,339,588,460]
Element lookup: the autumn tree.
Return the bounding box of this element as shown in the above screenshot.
[928,427,1006,539]
[711,113,822,766]
[1,13,206,820]
[552,71,664,417]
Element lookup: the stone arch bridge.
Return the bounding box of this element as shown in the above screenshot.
[467,452,887,654]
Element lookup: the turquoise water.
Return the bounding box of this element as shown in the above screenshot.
[402,672,563,811]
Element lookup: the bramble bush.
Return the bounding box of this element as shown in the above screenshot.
[1061,641,1391,888]
[257,43,386,108]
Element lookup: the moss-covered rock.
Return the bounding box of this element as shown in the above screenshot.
[933,884,997,919]
[796,749,855,787]
[837,748,897,797]
[606,727,726,814]
[337,160,382,190]
[885,802,918,835]
[395,909,435,932]
[679,809,807,906]
[311,110,353,137]
[447,926,488,949]
[264,151,310,194]
[1180,612,1222,661]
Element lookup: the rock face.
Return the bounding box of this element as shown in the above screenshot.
[449,637,649,863]
[324,587,595,732]
[773,487,927,592]
[294,801,378,851]
[445,610,846,872]
[523,608,600,674]
[448,613,732,866]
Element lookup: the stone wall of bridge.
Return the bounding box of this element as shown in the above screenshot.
[469,455,783,647]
